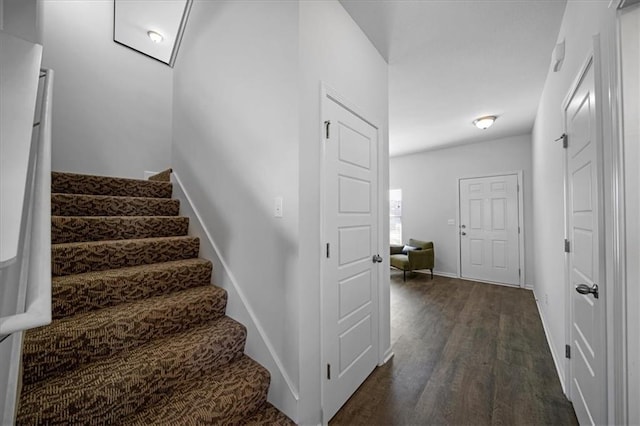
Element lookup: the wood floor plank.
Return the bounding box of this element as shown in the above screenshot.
[329,272,578,426]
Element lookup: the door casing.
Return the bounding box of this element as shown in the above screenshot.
[562,47,608,420]
[456,171,526,288]
[319,83,388,423]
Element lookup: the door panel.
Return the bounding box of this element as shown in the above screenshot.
[565,57,605,426]
[323,96,379,422]
[459,174,520,285]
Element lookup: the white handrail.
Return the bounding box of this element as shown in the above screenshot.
[0,68,53,339]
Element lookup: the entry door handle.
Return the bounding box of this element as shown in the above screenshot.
[372,254,383,263]
[576,283,599,299]
[461,232,466,236]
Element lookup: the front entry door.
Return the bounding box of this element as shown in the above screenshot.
[459,174,521,285]
[565,56,606,426]
[322,94,379,421]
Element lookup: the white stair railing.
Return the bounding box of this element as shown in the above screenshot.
[0,68,53,339]
[0,31,53,423]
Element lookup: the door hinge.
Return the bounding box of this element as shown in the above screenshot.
[518,226,521,234]
[324,120,331,139]
[519,268,521,277]
[565,344,571,359]
[555,133,568,148]
[564,239,570,253]
[327,363,331,380]
[326,243,330,258]
[517,184,520,192]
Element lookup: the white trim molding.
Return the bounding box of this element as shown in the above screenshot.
[456,170,526,288]
[535,295,566,393]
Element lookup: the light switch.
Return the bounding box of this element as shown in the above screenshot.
[274,196,283,218]
[447,219,455,225]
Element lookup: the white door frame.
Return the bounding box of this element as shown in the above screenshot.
[319,83,387,422]
[561,46,608,417]
[456,170,526,288]
[616,3,640,424]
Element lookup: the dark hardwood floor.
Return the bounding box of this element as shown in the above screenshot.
[330,271,578,426]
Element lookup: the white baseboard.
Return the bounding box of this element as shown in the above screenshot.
[433,270,458,278]
[534,294,566,394]
[382,348,394,364]
[171,172,299,417]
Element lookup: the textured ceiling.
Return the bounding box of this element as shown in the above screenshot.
[340,0,567,156]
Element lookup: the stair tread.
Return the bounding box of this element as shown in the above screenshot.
[52,171,172,198]
[52,236,200,276]
[122,355,271,426]
[52,258,213,318]
[243,403,296,426]
[52,193,180,216]
[52,215,189,243]
[18,317,247,425]
[24,285,227,385]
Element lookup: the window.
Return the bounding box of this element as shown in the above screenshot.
[390,189,402,245]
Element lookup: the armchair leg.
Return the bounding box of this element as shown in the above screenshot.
[430,269,433,279]
[403,270,406,282]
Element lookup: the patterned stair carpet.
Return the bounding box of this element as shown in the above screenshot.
[17,170,294,425]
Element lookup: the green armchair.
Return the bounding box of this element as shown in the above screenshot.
[390,239,434,281]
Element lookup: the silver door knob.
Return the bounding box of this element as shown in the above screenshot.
[576,283,599,299]
[461,232,466,236]
[372,254,383,263]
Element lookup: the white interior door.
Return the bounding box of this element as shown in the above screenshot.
[565,56,606,426]
[459,174,520,285]
[322,95,379,422]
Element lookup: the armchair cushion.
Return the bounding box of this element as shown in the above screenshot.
[401,245,420,254]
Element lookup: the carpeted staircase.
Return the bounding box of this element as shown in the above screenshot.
[16,170,294,425]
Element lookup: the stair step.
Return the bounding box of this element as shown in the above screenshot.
[122,355,271,426]
[243,403,296,425]
[52,236,200,276]
[52,171,172,198]
[148,168,172,182]
[23,285,227,385]
[52,258,213,319]
[52,216,190,244]
[17,317,247,425]
[52,193,180,217]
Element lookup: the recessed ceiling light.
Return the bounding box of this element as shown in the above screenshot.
[473,116,497,130]
[147,30,164,44]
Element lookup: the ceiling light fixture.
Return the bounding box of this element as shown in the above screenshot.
[473,115,497,130]
[147,30,164,44]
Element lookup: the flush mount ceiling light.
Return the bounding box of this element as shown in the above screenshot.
[147,30,164,43]
[473,115,497,130]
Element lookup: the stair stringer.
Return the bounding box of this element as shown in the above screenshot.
[170,172,299,422]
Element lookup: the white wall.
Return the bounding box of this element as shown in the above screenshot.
[171,0,300,419]
[41,0,172,179]
[298,1,389,424]
[390,134,534,286]
[531,0,620,415]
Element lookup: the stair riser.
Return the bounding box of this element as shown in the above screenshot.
[52,172,172,198]
[52,237,200,276]
[23,286,228,385]
[52,194,180,216]
[52,260,213,319]
[52,216,189,244]
[18,320,247,425]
